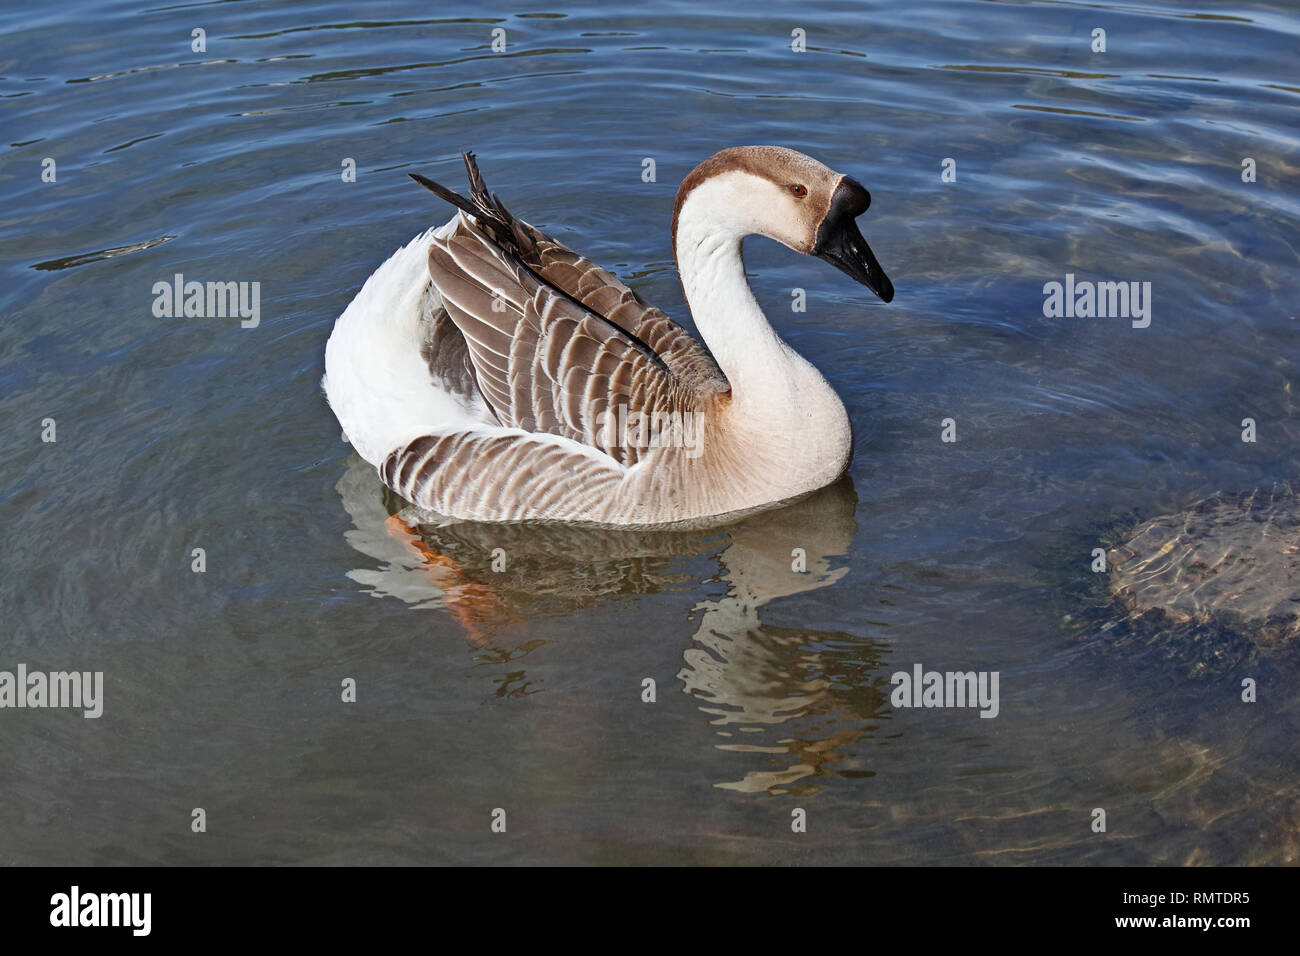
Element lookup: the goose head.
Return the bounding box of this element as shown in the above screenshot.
[672,145,894,303]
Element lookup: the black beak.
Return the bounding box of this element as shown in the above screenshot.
[812,176,893,303]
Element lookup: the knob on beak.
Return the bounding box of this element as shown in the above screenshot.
[811,177,893,303]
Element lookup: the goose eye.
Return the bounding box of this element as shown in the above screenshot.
[789,184,808,199]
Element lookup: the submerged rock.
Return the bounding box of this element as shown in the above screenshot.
[1108,482,1299,648]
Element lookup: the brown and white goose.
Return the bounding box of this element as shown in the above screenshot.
[323,146,893,527]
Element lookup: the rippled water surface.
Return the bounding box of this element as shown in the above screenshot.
[1,0,1297,864]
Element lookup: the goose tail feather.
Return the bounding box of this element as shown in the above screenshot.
[408,152,537,261]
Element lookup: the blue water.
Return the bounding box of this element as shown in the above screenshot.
[1,0,1297,864]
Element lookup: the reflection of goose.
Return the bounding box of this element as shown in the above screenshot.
[323,147,893,525]
[676,482,891,794]
[335,459,890,793]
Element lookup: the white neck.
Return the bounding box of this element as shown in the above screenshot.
[675,205,804,409]
[672,175,853,489]
[677,233,786,398]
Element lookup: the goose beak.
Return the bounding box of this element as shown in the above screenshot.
[812,177,894,303]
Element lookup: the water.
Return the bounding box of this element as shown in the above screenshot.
[1,0,1297,865]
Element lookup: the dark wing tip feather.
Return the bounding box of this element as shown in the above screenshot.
[408,172,479,218]
[409,155,519,253]
[462,151,490,206]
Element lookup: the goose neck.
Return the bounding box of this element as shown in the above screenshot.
[674,224,788,401]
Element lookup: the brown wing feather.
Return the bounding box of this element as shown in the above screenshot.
[381,429,625,523]
[413,154,729,467]
[411,154,729,387]
[511,221,726,389]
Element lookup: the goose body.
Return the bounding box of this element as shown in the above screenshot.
[324,146,893,527]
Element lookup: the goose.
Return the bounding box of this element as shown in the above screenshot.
[323,146,893,527]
